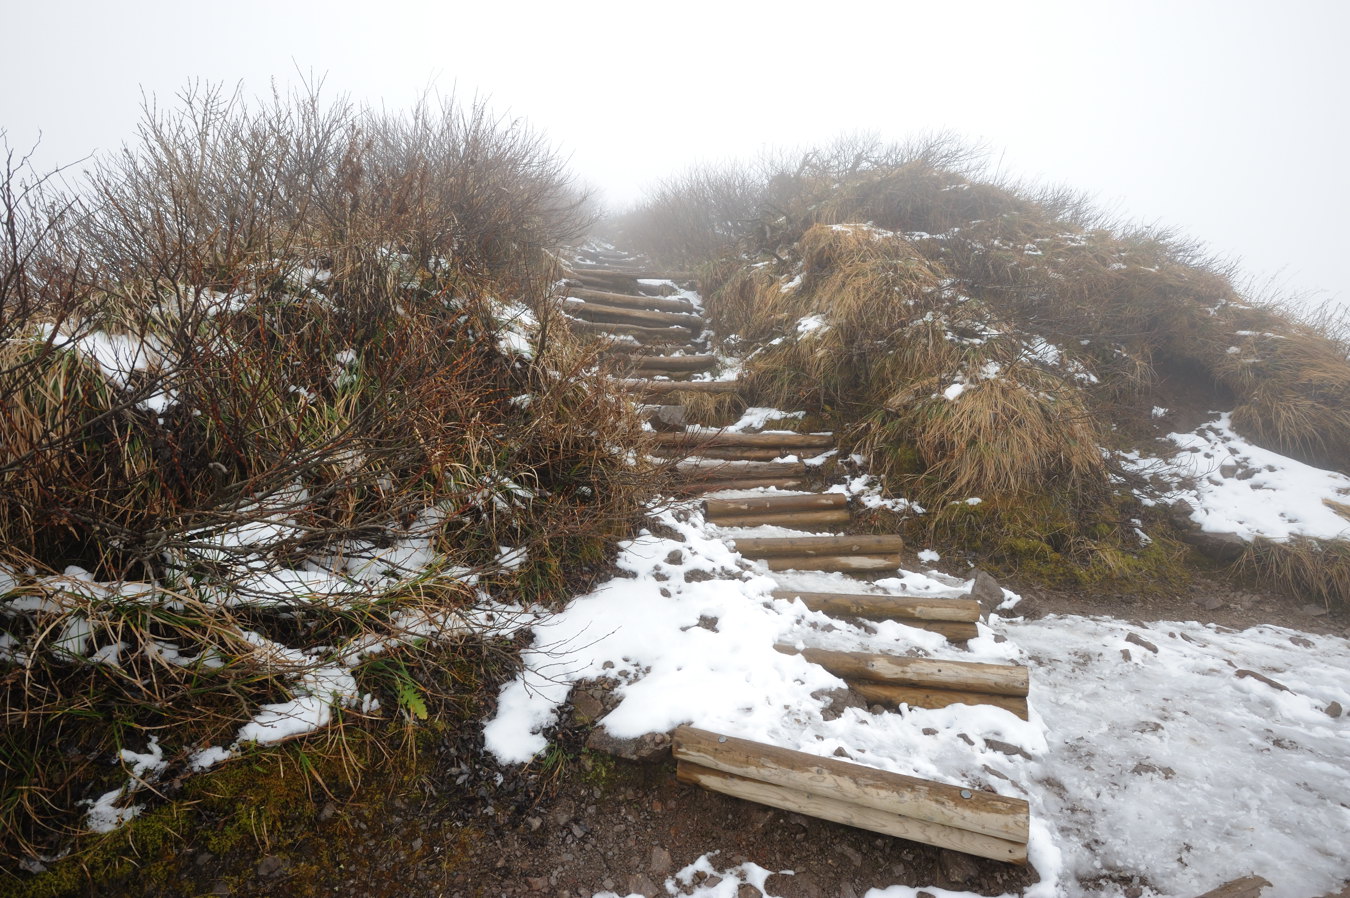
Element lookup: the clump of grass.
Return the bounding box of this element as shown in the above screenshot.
[0,86,655,871]
[1239,537,1350,609]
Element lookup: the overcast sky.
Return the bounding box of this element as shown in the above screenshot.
[3,0,1346,308]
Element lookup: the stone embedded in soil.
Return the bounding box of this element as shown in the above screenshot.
[585,724,673,762]
[649,845,673,875]
[937,848,982,886]
[1234,669,1293,693]
[1326,701,1344,718]
[969,569,1003,614]
[1125,632,1160,654]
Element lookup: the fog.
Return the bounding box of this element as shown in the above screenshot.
[3,0,1346,307]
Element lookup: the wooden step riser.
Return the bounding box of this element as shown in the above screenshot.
[760,555,903,573]
[672,479,810,494]
[564,318,692,345]
[673,727,1029,854]
[771,590,980,623]
[565,302,704,330]
[652,431,835,450]
[664,448,828,462]
[627,356,718,374]
[709,509,851,529]
[706,493,846,515]
[775,645,1029,696]
[678,461,809,479]
[731,535,905,557]
[566,288,696,314]
[620,379,741,395]
[850,682,1029,720]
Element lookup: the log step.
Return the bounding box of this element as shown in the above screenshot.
[626,355,718,375]
[569,268,697,281]
[775,646,1029,696]
[771,589,980,642]
[758,554,903,573]
[712,509,851,528]
[731,534,904,558]
[850,681,1029,719]
[620,379,741,395]
[673,727,1029,863]
[564,317,693,345]
[706,494,847,516]
[667,447,828,462]
[566,287,696,314]
[676,460,809,481]
[564,300,704,330]
[651,430,835,450]
[672,478,810,494]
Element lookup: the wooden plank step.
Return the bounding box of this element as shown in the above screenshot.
[620,379,741,395]
[731,534,904,558]
[712,509,851,528]
[758,554,903,573]
[564,301,704,330]
[673,727,1028,863]
[676,459,809,480]
[671,478,810,494]
[628,355,718,375]
[563,317,693,345]
[566,288,696,314]
[666,447,826,462]
[707,494,847,516]
[771,589,980,642]
[651,430,835,450]
[849,682,1029,719]
[774,646,1029,696]
[568,268,697,281]
[770,590,979,623]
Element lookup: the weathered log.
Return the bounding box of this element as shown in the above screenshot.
[848,681,1029,719]
[894,620,981,642]
[769,590,980,623]
[566,288,696,314]
[664,447,824,462]
[1193,876,1273,898]
[628,355,718,374]
[564,301,704,330]
[672,727,1028,847]
[621,378,741,395]
[775,645,1029,697]
[677,763,1025,863]
[731,534,904,558]
[568,267,697,281]
[711,509,851,529]
[759,554,903,573]
[676,459,809,480]
[706,494,846,516]
[563,317,692,345]
[651,430,835,450]
[672,478,809,494]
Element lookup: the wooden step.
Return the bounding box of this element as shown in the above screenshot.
[770,589,980,642]
[569,268,697,282]
[673,727,1029,863]
[564,301,704,330]
[620,379,741,395]
[566,288,696,314]
[712,509,851,528]
[775,645,1029,716]
[731,534,904,558]
[672,477,810,494]
[627,355,718,375]
[563,317,693,345]
[676,459,808,480]
[665,447,826,462]
[651,430,835,450]
[706,494,846,516]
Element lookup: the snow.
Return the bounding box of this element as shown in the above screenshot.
[1123,413,1350,542]
[1010,614,1350,898]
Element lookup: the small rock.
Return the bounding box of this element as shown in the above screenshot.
[649,845,673,875]
[1185,529,1247,562]
[832,746,854,759]
[983,738,1033,760]
[937,848,981,885]
[1218,462,1239,478]
[527,816,543,831]
[969,570,1004,614]
[194,851,215,866]
[210,883,231,897]
[836,843,864,866]
[922,727,939,736]
[317,800,337,822]
[1125,632,1159,654]
[1301,604,1330,618]
[664,549,685,565]
[737,885,759,898]
[527,876,549,891]
[1121,648,1132,662]
[1131,761,1176,779]
[1201,595,1225,611]
[256,855,290,878]
[1325,701,1344,718]
[628,873,660,896]
[1235,669,1293,693]
[571,689,606,724]
[410,837,423,852]
[586,725,672,762]
[1289,635,1315,649]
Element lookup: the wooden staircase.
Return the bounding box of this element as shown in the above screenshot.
[561,250,1032,865]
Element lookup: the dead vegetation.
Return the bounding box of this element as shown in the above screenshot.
[616,134,1350,598]
[0,86,658,870]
